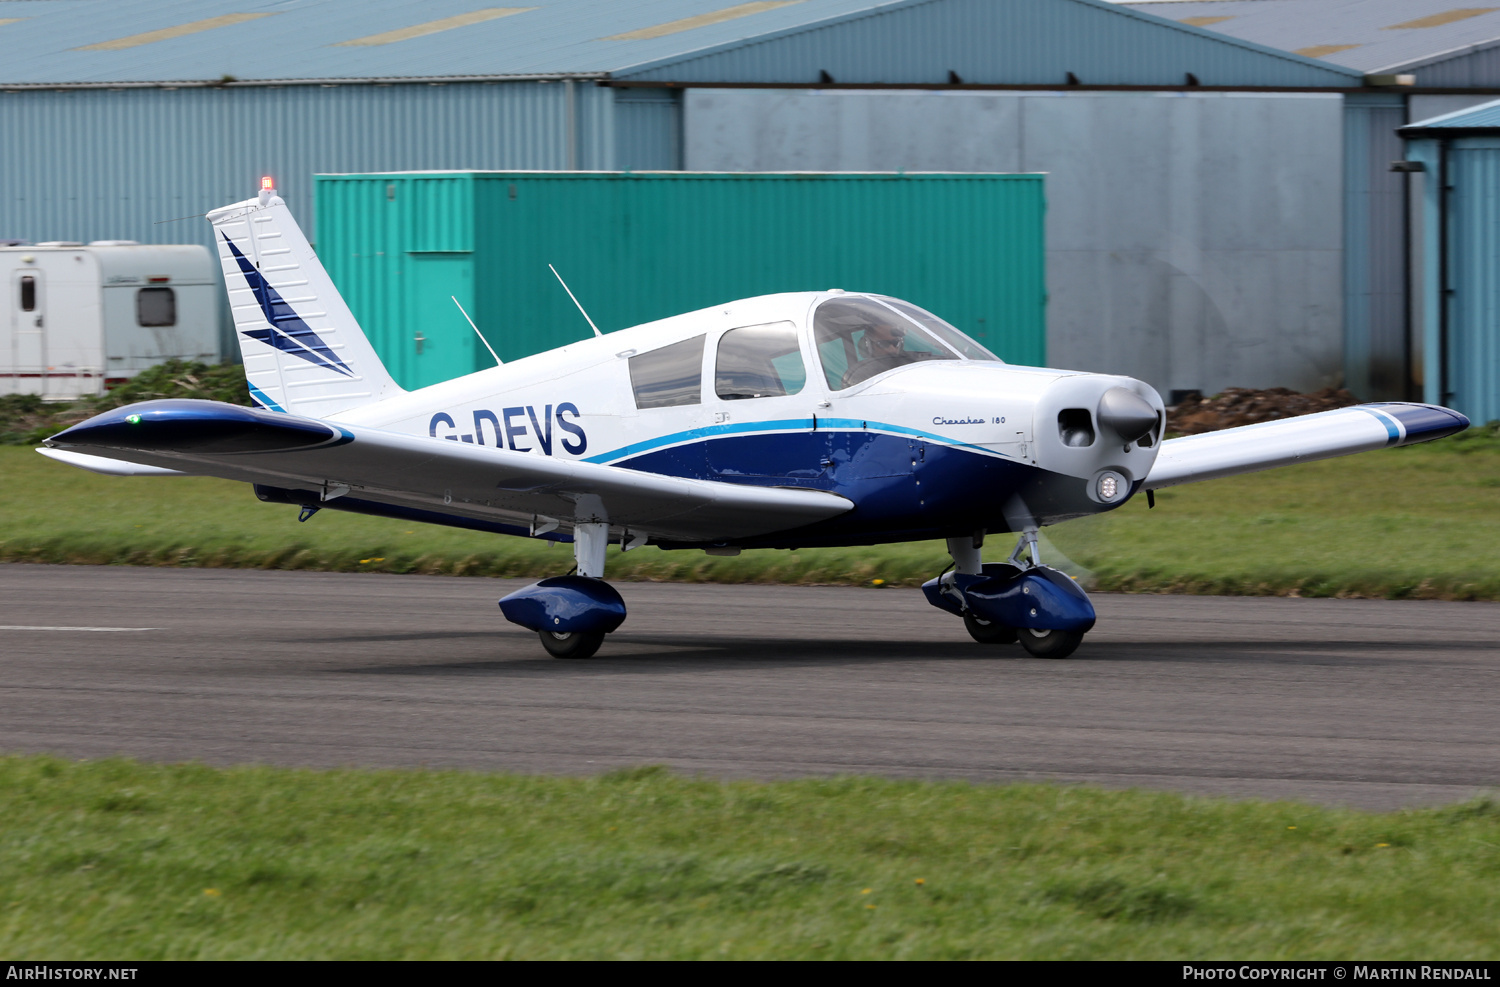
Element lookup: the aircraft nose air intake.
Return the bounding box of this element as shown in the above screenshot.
[1097,387,1158,444]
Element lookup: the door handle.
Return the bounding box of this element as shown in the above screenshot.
[414,331,425,355]
[34,315,43,328]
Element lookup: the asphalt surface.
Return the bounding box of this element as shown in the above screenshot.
[2,563,1497,810]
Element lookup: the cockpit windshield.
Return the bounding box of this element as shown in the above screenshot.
[875,297,1000,363]
[813,295,965,390]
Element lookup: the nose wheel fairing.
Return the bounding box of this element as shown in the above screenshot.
[923,562,1096,634]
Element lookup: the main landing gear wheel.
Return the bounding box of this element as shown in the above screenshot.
[539,629,605,660]
[963,611,1018,645]
[1017,627,1084,660]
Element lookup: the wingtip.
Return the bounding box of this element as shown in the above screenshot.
[1365,402,1471,444]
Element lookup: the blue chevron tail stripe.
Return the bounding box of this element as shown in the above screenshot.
[222,231,354,377]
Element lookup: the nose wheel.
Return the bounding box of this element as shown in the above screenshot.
[932,530,1092,658]
[1016,627,1083,659]
[539,629,606,660]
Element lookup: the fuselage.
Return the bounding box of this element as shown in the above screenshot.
[331,291,1167,548]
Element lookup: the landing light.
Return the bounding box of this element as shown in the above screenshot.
[1093,469,1129,504]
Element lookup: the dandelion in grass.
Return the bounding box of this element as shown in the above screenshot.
[203,888,221,897]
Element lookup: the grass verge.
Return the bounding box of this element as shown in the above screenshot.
[1,756,1496,959]
[3,426,1499,597]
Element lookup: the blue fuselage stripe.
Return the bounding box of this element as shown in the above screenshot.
[583,417,1014,466]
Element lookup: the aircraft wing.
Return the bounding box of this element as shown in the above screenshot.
[41,399,853,541]
[1144,402,1469,490]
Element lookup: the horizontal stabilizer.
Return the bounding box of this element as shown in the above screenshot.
[42,399,853,542]
[1145,402,1469,490]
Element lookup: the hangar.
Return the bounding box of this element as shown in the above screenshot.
[1127,0,1500,415]
[2,0,1491,403]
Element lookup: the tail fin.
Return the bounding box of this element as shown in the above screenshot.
[208,183,403,418]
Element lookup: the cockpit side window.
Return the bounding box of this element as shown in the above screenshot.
[629,334,705,409]
[878,297,1001,362]
[813,296,959,391]
[715,322,806,400]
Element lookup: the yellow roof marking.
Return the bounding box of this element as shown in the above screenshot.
[76,12,275,51]
[1293,44,1362,58]
[333,8,536,47]
[1179,16,1234,27]
[606,1,802,41]
[0,19,26,28]
[1384,7,1498,29]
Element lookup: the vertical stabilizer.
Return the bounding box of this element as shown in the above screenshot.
[208,182,403,418]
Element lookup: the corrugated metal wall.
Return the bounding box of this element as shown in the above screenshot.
[1405,45,1500,88]
[0,81,643,356]
[1445,140,1500,425]
[1343,93,1409,401]
[315,171,1046,389]
[618,0,1358,87]
[614,89,682,171]
[686,89,1346,398]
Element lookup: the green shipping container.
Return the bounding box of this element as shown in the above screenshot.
[314,172,1046,390]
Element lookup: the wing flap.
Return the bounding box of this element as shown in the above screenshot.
[42,399,853,541]
[1145,402,1468,490]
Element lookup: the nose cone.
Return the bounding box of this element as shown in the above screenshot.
[1097,387,1159,444]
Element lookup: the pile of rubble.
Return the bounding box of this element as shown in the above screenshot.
[1166,387,1359,435]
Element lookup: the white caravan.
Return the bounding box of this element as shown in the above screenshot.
[2,242,220,399]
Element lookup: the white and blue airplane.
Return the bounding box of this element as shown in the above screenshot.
[40,182,1470,659]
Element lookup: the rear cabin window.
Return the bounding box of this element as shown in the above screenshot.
[137,287,176,327]
[715,322,806,400]
[19,276,35,311]
[629,334,705,409]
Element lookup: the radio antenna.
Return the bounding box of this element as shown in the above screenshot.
[549,263,602,337]
[452,296,502,366]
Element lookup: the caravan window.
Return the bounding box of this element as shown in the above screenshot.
[629,334,705,409]
[19,276,35,311]
[716,323,806,400]
[137,287,176,327]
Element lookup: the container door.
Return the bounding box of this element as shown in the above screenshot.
[403,254,474,390]
[12,270,45,388]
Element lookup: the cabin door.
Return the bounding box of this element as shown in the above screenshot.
[10,270,45,393]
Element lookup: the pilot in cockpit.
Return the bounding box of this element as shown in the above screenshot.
[857,320,908,360]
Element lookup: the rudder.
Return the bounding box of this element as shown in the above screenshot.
[209,182,403,417]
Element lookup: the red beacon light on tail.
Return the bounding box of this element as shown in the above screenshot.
[261,176,274,190]
[257,176,277,205]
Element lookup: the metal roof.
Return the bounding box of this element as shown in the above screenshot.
[0,0,1359,87]
[1399,92,1500,130]
[1125,0,1500,78]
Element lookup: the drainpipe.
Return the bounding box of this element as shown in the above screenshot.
[565,78,578,171]
[1439,139,1452,406]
